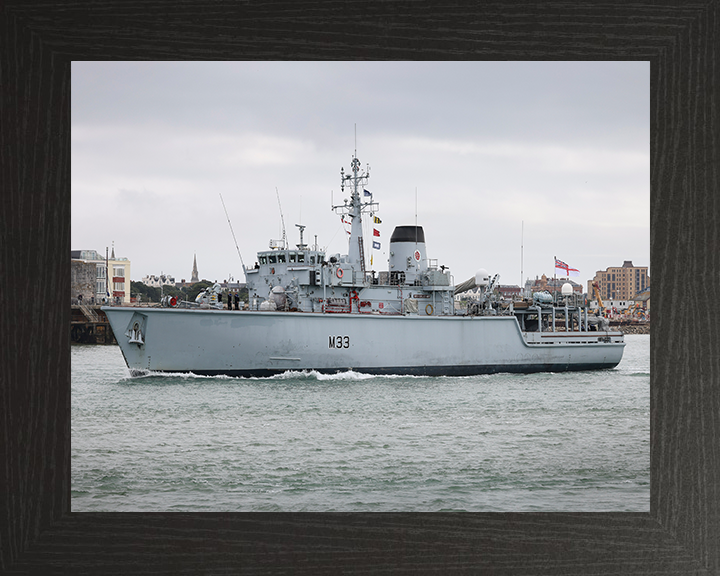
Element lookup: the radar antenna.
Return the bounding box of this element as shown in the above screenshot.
[295,224,308,250]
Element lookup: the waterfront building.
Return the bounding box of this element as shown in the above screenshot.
[589,299,633,312]
[588,261,649,302]
[498,285,521,299]
[142,274,176,288]
[108,245,131,304]
[71,249,107,303]
[633,287,651,313]
[526,274,583,294]
[587,289,650,319]
[70,246,131,304]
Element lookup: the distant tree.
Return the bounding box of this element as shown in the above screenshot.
[130,281,160,302]
[186,281,213,302]
[160,284,184,299]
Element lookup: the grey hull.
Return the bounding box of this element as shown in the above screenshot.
[103,307,625,377]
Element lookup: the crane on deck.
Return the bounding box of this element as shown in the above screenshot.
[591,281,605,316]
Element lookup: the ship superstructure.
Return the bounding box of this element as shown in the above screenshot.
[103,153,625,377]
[244,155,453,318]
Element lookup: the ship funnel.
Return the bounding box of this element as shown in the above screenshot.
[388,226,427,284]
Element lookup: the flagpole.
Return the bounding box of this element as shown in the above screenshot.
[553,255,557,303]
[521,221,524,292]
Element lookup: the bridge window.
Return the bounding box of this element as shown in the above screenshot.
[298,253,305,263]
[269,254,277,264]
[278,253,286,263]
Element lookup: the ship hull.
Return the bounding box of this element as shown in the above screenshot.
[103,307,625,377]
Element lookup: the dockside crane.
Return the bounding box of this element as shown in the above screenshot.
[591,281,605,316]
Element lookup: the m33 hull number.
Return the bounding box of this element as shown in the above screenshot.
[329,335,350,349]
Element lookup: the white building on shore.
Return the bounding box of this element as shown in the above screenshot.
[142,274,176,288]
[71,245,131,304]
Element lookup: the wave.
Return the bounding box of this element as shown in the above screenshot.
[266,369,430,382]
[123,368,422,382]
[124,370,240,381]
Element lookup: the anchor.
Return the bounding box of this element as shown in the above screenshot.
[128,322,144,346]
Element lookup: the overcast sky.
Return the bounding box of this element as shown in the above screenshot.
[71,61,649,290]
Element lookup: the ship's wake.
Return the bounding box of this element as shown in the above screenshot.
[125,369,240,380]
[124,368,434,382]
[270,369,393,381]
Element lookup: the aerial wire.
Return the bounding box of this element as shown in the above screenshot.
[521,220,524,291]
[219,193,246,272]
[275,187,287,249]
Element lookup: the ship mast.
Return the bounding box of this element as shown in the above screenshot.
[333,154,378,271]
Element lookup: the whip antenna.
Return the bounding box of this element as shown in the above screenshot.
[220,193,246,271]
[275,187,287,249]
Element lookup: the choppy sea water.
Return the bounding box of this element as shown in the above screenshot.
[72,335,649,512]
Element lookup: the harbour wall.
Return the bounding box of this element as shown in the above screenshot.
[71,305,117,344]
[614,322,650,335]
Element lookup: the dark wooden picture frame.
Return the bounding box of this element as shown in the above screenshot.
[2,2,717,573]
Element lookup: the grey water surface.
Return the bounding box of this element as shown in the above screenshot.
[72,334,649,512]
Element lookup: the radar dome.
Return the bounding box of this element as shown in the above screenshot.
[561,282,573,296]
[475,269,490,287]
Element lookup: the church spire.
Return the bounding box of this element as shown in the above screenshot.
[191,253,199,283]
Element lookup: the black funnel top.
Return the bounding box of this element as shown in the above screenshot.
[390,226,425,244]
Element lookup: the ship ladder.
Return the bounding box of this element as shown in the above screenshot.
[358,237,366,273]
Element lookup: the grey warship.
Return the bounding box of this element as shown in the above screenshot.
[103,154,625,377]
